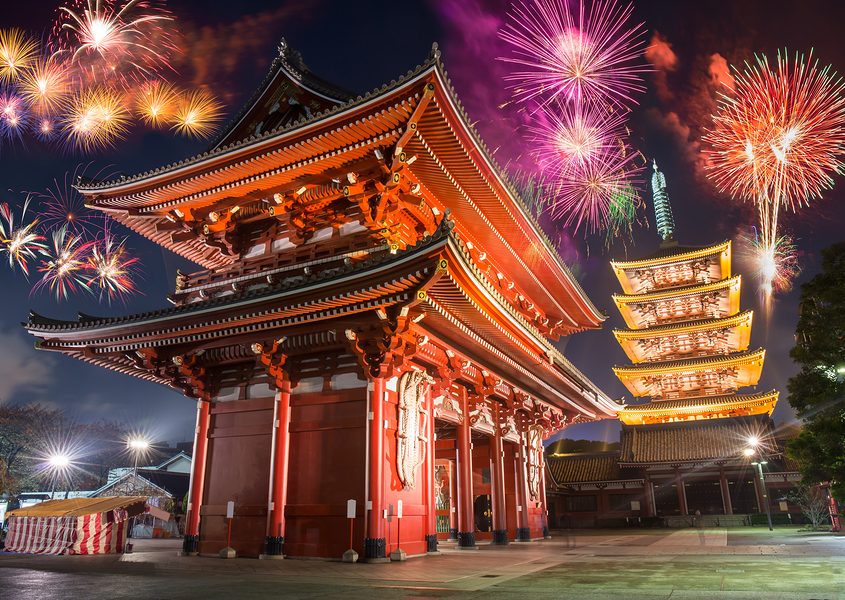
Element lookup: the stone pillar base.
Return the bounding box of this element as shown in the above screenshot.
[448,527,458,541]
[389,549,407,561]
[219,546,237,559]
[491,529,509,545]
[342,549,359,563]
[425,534,438,553]
[516,527,531,542]
[364,537,388,562]
[543,525,551,539]
[263,535,284,557]
[181,534,199,555]
[457,531,476,548]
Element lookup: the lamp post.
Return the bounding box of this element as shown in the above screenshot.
[744,438,773,531]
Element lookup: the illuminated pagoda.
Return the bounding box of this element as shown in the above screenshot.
[546,162,800,526]
[24,42,620,559]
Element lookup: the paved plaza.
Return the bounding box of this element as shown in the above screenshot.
[1,528,843,599]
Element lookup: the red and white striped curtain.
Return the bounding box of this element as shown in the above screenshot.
[4,516,77,554]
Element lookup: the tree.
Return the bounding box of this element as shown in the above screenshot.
[787,242,845,499]
[0,404,65,495]
[788,485,831,530]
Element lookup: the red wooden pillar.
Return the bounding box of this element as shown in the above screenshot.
[643,478,656,518]
[182,399,210,555]
[456,386,476,548]
[263,379,292,557]
[425,388,438,553]
[719,468,733,515]
[364,375,387,561]
[448,453,458,540]
[490,404,508,545]
[539,454,551,538]
[515,437,531,541]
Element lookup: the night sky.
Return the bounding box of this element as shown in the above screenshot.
[1,1,843,446]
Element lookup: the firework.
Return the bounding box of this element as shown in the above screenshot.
[38,164,108,233]
[0,29,38,83]
[53,0,176,87]
[604,182,640,246]
[19,56,71,114]
[172,89,223,138]
[740,229,801,313]
[0,88,28,141]
[704,49,845,303]
[62,86,131,150]
[135,80,177,126]
[530,102,627,180]
[499,0,648,109]
[86,231,139,302]
[34,226,93,300]
[0,196,47,276]
[548,141,644,234]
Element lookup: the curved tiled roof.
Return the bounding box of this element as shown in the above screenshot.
[619,415,777,464]
[611,240,731,269]
[612,310,753,340]
[620,390,778,413]
[612,275,741,305]
[613,347,765,376]
[546,452,621,485]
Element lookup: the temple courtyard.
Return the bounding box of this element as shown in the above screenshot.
[1,529,842,599]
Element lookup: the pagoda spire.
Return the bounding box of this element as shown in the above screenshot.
[651,160,676,245]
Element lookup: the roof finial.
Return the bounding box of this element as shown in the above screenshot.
[651,159,676,245]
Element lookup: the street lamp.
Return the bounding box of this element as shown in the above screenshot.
[745,436,773,532]
[47,454,72,498]
[127,438,151,493]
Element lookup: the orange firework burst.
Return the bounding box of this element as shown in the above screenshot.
[62,86,131,150]
[0,29,38,83]
[19,56,71,114]
[704,49,845,306]
[135,80,177,126]
[172,89,223,138]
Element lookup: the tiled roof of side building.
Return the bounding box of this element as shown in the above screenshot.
[619,415,777,464]
[546,452,621,485]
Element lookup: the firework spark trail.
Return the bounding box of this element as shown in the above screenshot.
[86,229,140,303]
[53,0,177,88]
[739,228,800,315]
[37,164,110,234]
[0,196,48,276]
[499,0,648,110]
[171,88,223,137]
[704,49,845,302]
[0,29,38,83]
[19,55,72,114]
[34,226,94,301]
[62,86,131,150]
[530,100,628,180]
[135,80,177,126]
[548,140,644,235]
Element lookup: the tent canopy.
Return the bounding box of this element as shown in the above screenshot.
[9,496,147,518]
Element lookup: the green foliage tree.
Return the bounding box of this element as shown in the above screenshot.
[787,242,845,499]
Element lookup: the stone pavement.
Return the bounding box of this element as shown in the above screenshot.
[0,528,843,599]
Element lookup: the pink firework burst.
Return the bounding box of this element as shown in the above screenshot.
[499,0,648,109]
[34,226,94,301]
[0,87,28,142]
[37,164,111,234]
[547,139,644,235]
[52,0,177,88]
[85,228,140,303]
[530,101,628,180]
[0,195,48,276]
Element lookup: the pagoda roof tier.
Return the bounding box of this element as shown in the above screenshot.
[610,240,731,294]
[613,275,742,330]
[25,220,617,419]
[75,45,603,335]
[613,348,765,398]
[613,310,753,363]
[618,390,778,425]
[619,414,777,466]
